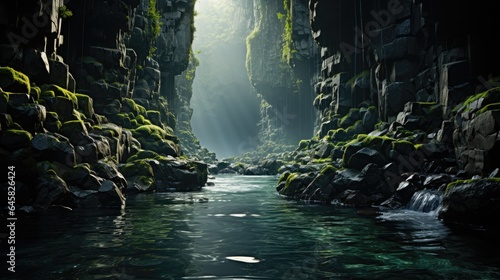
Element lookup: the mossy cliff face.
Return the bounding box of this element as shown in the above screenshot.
[0,0,209,214]
[271,0,500,229]
[244,0,316,146]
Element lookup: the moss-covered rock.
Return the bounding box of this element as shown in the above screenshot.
[277,172,315,197]
[146,110,161,126]
[30,86,41,101]
[439,178,500,230]
[119,159,155,192]
[44,111,62,132]
[127,149,159,163]
[75,93,94,118]
[0,67,30,93]
[0,129,32,149]
[122,98,146,117]
[46,84,78,107]
[60,119,89,145]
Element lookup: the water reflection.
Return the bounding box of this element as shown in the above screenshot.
[9,175,500,279]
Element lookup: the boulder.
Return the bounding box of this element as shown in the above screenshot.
[92,160,128,191]
[31,133,76,167]
[297,165,337,202]
[69,180,125,209]
[439,179,500,230]
[345,147,386,170]
[244,166,269,175]
[0,67,30,93]
[277,172,315,197]
[0,129,32,150]
[9,104,46,133]
[33,171,70,212]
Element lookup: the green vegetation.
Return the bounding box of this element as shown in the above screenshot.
[298,139,309,150]
[147,0,162,57]
[133,124,171,141]
[127,150,160,163]
[279,0,294,63]
[245,25,261,78]
[455,86,500,113]
[46,85,78,107]
[320,164,336,175]
[30,86,41,101]
[58,5,73,19]
[120,159,154,177]
[184,49,200,81]
[476,102,500,115]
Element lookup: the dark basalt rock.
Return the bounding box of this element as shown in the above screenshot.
[439,179,500,230]
[31,133,76,167]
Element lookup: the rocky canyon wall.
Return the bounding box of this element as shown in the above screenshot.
[0,0,208,213]
[309,0,500,176]
[245,0,317,146]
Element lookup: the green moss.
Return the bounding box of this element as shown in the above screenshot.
[279,171,291,184]
[320,164,336,175]
[280,0,294,63]
[0,129,33,148]
[166,112,177,129]
[298,139,309,150]
[30,86,41,101]
[146,110,161,126]
[476,102,500,115]
[133,124,169,139]
[446,178,500,193]
[122,98,140,116]
[138,175,154,186]
[75,93,93,117]
[135,114,152,126]
[61,119,87,137]
[42,90,55,98]
[339,108,360,128]
[120,159,154,178]
[47,85,78,106]
[147,0,162,57]
[127,150,159,163]
[0,67,30,94]
[92,124,122,138]
[457,87,500,113]
[284,172,298,192]
[245,3,263,78]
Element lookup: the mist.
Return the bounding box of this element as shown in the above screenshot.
[191,0,260,159]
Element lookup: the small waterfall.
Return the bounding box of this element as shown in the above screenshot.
[406,190,443,213]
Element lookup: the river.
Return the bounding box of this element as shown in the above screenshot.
[8,175,500,279]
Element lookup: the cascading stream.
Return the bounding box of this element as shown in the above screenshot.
[406,189,443,213]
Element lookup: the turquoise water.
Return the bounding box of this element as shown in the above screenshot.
[7,175,500,279]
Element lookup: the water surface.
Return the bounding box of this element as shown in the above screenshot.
[9,175,500,279]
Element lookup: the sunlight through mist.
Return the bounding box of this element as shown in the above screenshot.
[191,0,260,159]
